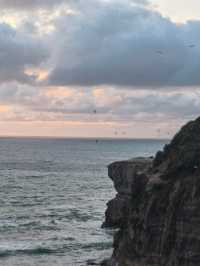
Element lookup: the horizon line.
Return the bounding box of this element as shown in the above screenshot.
[0,135,170,141]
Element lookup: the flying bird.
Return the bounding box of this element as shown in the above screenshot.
[155,50,164,55]
[188,44,196,48]
[157,129,161,136]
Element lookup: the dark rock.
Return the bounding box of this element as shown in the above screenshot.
[100,259,111,266]
[108,158,152,195]
[102,195,128,228]
[154,116,200,179]
[103,117,200,266]
[102,158,152,228]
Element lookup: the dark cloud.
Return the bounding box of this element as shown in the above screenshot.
[0,0,147,10]
[47,1,200,88]
[116,91,200,120]
[0,23,48,84]
[0,0,68,9]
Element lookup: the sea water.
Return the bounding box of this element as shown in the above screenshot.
[0,138,168,266]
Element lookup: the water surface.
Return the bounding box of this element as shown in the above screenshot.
[0,138,168,265]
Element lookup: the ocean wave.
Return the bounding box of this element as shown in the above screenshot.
[0,241,112,259]
[67,209,94,222]
[82,242,112,251]
[0,247,56,258]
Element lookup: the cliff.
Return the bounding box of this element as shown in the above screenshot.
[103,117,200,266]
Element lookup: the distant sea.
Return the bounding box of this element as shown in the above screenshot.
[0,138,168,266]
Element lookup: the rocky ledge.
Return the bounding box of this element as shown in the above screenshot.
[103,117,200,266]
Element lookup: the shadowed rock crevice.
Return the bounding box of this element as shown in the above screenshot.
[103,117,200,266]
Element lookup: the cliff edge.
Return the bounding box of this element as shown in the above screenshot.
[103,117,200,266]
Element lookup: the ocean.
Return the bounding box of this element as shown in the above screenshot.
[0,138,168,266]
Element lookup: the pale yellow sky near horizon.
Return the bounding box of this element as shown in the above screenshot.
[0,120,182,139]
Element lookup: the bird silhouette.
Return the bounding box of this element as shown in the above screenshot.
[156,50,164,55]
[188,44,196,48]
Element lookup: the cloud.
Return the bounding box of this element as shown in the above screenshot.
[0,0,148,10]
[47,0,200,88]
[0,23,48,84]
[0,82,199,126]
[0,0,68,10]
[0,0,200,138]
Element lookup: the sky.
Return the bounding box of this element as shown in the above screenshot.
[0,0,200,138]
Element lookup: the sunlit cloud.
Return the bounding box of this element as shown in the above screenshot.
[151,0,200,23]
[24,68,50,81]
[0,105,10,113]
[44,87,78,98]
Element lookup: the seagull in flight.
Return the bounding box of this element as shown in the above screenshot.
[155,50,164,55]
[188,44,196,48]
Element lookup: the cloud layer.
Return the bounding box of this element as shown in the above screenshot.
[2,0,200,88]
[0,23,48,84]
[0,0,71,9]
[0,0,200,137]
[48,1,200,87]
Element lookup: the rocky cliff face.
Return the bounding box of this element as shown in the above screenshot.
[103,117,200,266]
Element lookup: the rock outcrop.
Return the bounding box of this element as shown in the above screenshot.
[103,117,200,266]
[102,158,152,228]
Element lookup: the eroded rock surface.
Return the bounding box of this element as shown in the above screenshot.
[103,117,200,266]
[102,158,152,228]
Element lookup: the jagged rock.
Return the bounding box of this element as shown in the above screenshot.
[102,195,128,228]
[108,158,152,195]
[154,117,200,179]
[103,117,200,266]
[102,158,152,228]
